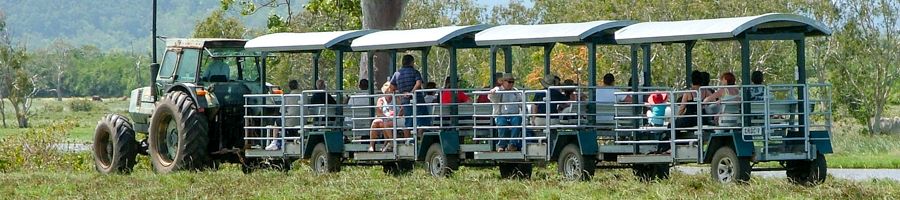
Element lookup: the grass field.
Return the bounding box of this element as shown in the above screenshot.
[1,98,899,169]
[1,162,899,199]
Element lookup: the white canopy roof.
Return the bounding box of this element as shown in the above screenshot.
[475,20,635,46]
[244,30,376,52]
[615,13,832,44]
[351,25,491,51]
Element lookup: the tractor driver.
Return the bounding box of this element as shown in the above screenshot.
[203,57,230,82]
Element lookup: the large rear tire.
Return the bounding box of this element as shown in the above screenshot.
[148,91,210,173]
[425,143,459,177]
[786,153,827,186]
[710,146,751,183]
[558,143,596,181]
[93,114,138,174]
[310,143,341,174]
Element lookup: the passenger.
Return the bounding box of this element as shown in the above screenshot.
[532,75,566,125]
[674,71,711,128]
[309,80,338,124]
[748,71,767,101]
[390,54,428,137]
[424,81,438,103]
[346,79,370,105]
[559,80,581,121]
[285,80,302,132]
[646,92,672,127]
[346,79,372,125]
[703,72,741,126]
[477,73,502,103]
[489,73,524,152]
[595,73,630,121]
[440,76,470,104]
[370,82,398,152]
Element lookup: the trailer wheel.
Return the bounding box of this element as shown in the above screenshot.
[93,114,138,174]
[310,143,340,174]
[558,144,596,181]
[425,143,459,177]
[499,163,532,179]
[710,146,751,183]
[632,164,669,181]
[148,91,210,173]
[787,153,827,186]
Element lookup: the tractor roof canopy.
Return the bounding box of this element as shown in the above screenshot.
[165,38,248,49]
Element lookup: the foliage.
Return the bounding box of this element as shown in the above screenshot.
[0,12,36,128]
[0,120,86,172]
[66,99,95,112]
[829,0,900,134]
[192,10,247,39]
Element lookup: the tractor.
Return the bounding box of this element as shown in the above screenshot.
[92,38,275,174]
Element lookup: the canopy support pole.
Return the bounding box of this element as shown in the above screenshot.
[740,37,752,127]
[313,51,321,82]
[389,50,397,74]
[335,50,344,117]
[367,51,376,117]
[684,41,695,88]
[490,46,498,86]
[795,38,807,132]
[422,47,430,83]
[543,44,555,76]
[587,42,597,124]
[641,44,652,87]
[449,46,459,126]
[503,47,513,73]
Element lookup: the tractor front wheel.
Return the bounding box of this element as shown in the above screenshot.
[92,114,138,174]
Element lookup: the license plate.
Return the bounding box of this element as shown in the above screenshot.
[742,127,762,136]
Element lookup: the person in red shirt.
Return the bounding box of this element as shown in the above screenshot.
[439,76,470,104]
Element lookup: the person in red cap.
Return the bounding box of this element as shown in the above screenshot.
[646,92,671,126]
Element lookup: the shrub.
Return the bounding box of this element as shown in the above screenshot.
[68,99,95,112]
[0,120,87,172]
[44,103,64,113]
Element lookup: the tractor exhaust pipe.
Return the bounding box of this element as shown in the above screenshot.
[150,63,160,101]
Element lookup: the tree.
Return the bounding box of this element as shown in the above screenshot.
[360,0,407,87]
[830,0,900,134]
[0,12,36,128]
[192,10,247,38]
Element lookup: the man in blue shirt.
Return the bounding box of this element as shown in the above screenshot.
[390,54,429,138]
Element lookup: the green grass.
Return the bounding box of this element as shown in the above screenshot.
[1,163,899,199]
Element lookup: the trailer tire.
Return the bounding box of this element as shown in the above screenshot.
[310,143,340,174]
[558,144,596,181]
[93,114,138,174]
[425,143,459,177]
[787,153,827,186]
[383,160,414,176]
[710,146,751,183]
[148,91,210,173]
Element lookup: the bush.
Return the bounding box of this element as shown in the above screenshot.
[0,120,89,172]
[68,99,95,112]
[44,103,64,113]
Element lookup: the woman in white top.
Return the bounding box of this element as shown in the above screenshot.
[704,72,741,126]
[370,82,397,152]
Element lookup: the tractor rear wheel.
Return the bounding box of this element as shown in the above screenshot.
[786,153,827,186]
[426,143,459,177]
[710,146,751,183]
[558,143,596,181]
[93,114,138,174]
[148,91,210,173]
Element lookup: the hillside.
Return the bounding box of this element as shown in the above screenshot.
[0,0,283,51]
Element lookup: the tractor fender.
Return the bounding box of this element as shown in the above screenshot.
[165,83,209,110]
[417,131,460,161]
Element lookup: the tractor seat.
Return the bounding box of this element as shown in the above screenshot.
[209,83,251,107]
